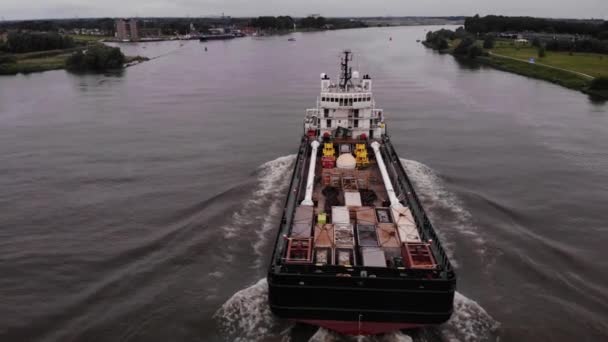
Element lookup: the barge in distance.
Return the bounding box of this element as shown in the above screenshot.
[267,50,456,336]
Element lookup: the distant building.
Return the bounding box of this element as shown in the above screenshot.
[115,18,139,41]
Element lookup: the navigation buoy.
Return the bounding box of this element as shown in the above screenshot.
[204,46,208,52]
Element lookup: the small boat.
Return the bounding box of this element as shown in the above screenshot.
[416,39,421,43]
[288,38,296,42]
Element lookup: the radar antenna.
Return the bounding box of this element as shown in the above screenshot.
[339,50,353,90]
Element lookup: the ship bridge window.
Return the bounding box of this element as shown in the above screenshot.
[327,119,332,127]
[324,108,329,117]
[322,97,326,101]
[348,98,353,106]
[339,98,344,106]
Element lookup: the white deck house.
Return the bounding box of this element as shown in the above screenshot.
[304,51,386,140]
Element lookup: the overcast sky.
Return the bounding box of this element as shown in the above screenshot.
[2,0,606,20]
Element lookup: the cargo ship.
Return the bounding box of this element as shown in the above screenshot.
[267,50,456,336]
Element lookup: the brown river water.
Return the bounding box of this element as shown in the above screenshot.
[1,25,607,341]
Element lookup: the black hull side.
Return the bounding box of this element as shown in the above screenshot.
[268,273,455,324]
[267,135,456,328]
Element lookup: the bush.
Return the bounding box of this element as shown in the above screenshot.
[483,35,495,49]
[590,77,608,90]
[0,53,16,64]
[453,37,485,59]
[468,45,484,59]
[66,44,124,72]
[454,37,475,55]
[6,31,75,53]
[425,29,456,50]
[454,26,468,39]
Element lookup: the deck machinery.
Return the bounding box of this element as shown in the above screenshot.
[267,51,456,336]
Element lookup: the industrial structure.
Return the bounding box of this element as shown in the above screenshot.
[115,18,139,41]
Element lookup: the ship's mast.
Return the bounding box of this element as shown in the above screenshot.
[340,50,353,90]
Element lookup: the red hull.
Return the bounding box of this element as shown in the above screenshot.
[297,319,425,335]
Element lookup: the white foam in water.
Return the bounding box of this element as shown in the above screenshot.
[400,159,486,260]
[217,278,498,342]
[439,292,500,342]
[251,155,296,266]
[218,155,296,268]
[216,157,499,341]
[214,278,293,342]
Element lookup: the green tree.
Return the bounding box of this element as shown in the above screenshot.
[0,53,16,64]
[468,45,483,59]
[538,45,546,58]
[66,44,124,72]
[454,37,475,55]
[590,77,608,90]
[483,35,495,49]
[299,16,327,29]
[6,31,75,53]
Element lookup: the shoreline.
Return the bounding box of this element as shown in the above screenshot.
[422,41,607,100]
[0,47,149,76]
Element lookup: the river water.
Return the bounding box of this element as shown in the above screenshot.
[1,26,607,342]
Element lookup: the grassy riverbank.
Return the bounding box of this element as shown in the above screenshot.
[0,48,78,75]
[423,37,608,99]
[476,55,591,90]
[491,41,608,78]
[68,35,113,43]
[0,46,147,75]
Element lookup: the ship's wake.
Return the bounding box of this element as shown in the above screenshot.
[213,155,499,341]
[219,155,296,267]
[400,159,487,263]
[214,279,499,342]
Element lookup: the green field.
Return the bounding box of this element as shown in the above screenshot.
[477,55,591,90]
[68,34,112,43]
[0,55,68,74]
[490,40,608,78]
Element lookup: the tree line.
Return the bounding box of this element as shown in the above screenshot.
[0,16,367,36]
[0,18,116,33]
[424,28,486,59]
[540,38,608,54]
[1,31,76,53]
[250,16,295,30]
[465,15,608,38]
[249,16,367,31]
[65,44,125,71]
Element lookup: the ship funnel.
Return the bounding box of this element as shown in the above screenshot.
[371,142,403,208]
[301,141,320,206]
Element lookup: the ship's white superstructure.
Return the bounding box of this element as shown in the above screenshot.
[304,50,386,140]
